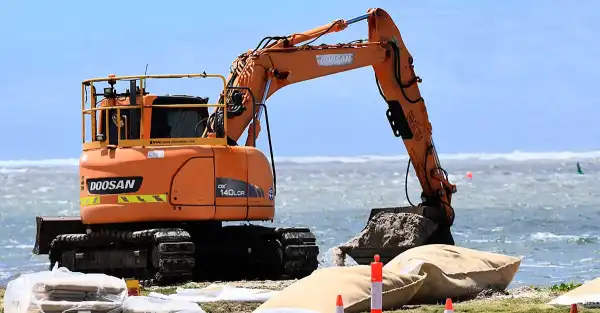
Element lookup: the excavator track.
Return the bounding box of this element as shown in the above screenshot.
[191,225,320,281]
[48,228,195,285]
[46,224,319,285]
[276,227,320,279]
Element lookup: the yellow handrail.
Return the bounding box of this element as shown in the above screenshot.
[81,73,228,150]
[82,73,227,84]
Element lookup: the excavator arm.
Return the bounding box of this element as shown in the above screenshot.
[204,8,457,229]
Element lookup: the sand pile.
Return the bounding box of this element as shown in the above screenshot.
[332,212,438,266]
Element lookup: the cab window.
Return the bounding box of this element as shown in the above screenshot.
[97,107,142,145]
[150,96,210,139]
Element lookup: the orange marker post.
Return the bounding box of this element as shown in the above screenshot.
[371,254,383,313]
[336,294,344,313]
[444,298,454,313]
[126,279,140,296]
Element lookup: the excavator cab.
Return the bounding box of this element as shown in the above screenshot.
[96,95,211,145]
[90,75,213,146]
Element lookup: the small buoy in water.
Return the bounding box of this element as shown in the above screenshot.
[466,172,473,179]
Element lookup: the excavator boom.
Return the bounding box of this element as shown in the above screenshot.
[205,8,457,259]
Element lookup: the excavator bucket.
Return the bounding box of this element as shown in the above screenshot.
[340,206,454,265]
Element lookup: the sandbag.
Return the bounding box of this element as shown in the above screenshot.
[548,278,600,308]
[383,244,521,304]
[253,265,426,313]
[33,274,126,294]
[36,300,121,313]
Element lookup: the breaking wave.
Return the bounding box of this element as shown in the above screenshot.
[0,150,599,167]
[0,158,80,168]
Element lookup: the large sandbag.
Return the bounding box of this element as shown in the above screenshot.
[383,244,521,304]
[36,300,121,313]
[33,274,126,294]
[548,278,600,308]
[253,265,426,313]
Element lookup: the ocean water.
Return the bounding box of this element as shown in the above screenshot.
[1,151,600,287]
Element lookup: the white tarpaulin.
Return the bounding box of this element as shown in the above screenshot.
[148,284,278,303]
[4,265,126,313]
[123,296,206,313]
[549,278,600,309]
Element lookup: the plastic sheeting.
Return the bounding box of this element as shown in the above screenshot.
[123,296,206,313]
[4,265,127,313]
[253,309,319,313]
[148,284,279,303]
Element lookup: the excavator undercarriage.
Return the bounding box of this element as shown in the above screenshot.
[35,218,319,285]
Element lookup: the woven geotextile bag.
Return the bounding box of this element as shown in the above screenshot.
[383,244,522,304]
[253,265,426,313]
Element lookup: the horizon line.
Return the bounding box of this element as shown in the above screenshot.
[0,149,599,167]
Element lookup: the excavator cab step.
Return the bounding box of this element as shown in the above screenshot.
[340,206,454,265]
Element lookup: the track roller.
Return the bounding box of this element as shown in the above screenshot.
[48,228,194,285]
[276,227,320,279]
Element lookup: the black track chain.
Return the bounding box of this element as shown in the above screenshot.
[48,228,194,286]
[275,227,319,279]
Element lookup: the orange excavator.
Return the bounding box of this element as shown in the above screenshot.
[32,7,456,285]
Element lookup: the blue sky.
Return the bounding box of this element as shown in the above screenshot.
[0,0,598,160]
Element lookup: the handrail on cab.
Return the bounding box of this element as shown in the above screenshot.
[80,73,228,150]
